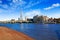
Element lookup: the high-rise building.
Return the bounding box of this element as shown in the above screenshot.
[20,9,23,22]
[20,0,23,22]
[25,16,28,21]
[18,18,20,22]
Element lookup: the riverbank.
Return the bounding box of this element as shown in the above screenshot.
[0,26,34,40]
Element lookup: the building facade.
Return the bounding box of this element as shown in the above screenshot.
[33,15,49,23]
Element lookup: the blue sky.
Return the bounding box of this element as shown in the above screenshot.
[0,0,60,21]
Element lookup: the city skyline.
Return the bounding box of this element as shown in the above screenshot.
[0,0,60,21]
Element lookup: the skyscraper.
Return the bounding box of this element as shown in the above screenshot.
[20,0,23,22]
[25,16,28,21]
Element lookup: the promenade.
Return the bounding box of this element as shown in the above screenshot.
[0,26,34,40]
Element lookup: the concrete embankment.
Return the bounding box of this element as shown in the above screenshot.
[0,26,34,40]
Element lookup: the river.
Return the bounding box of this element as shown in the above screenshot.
[0,23,60,40]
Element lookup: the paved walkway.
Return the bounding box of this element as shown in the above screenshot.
[0,27,34,40]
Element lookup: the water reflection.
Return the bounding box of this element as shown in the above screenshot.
[20,23,23,30]
[20,23,29,32]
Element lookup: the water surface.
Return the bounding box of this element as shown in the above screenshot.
[0,23,60,40]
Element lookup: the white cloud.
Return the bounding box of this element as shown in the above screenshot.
[12,0,27,8]
[0,3,9,9]
[24,9,41,18]
[44,3,60,10]
[10,0,40,10]
[13,0,18,3]
[24,0,40,9]
[19,0,22,1]
[51,14,60,18]
[2,4,8,9]
[0,0,2,3]
[0,9,4,13]
[13,0,26,5]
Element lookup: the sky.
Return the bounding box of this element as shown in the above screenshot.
[0,0,60,21]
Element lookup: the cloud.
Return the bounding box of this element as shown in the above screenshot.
[51,14,60,18]
[10,0,27,10]
[24,9,41,18]
[8,0,40,12]
[1,4,9,9]
[13,0,26,5]
[0,0,2,3]
[0,0,25,10]
[13,0,18,3]
[44,3,60,10]
[24,0,40,9]
[0,0,10,9]
[0,0,40,10]
[0,9,4,13]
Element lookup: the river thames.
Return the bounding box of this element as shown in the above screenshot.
[0,23,60,40]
